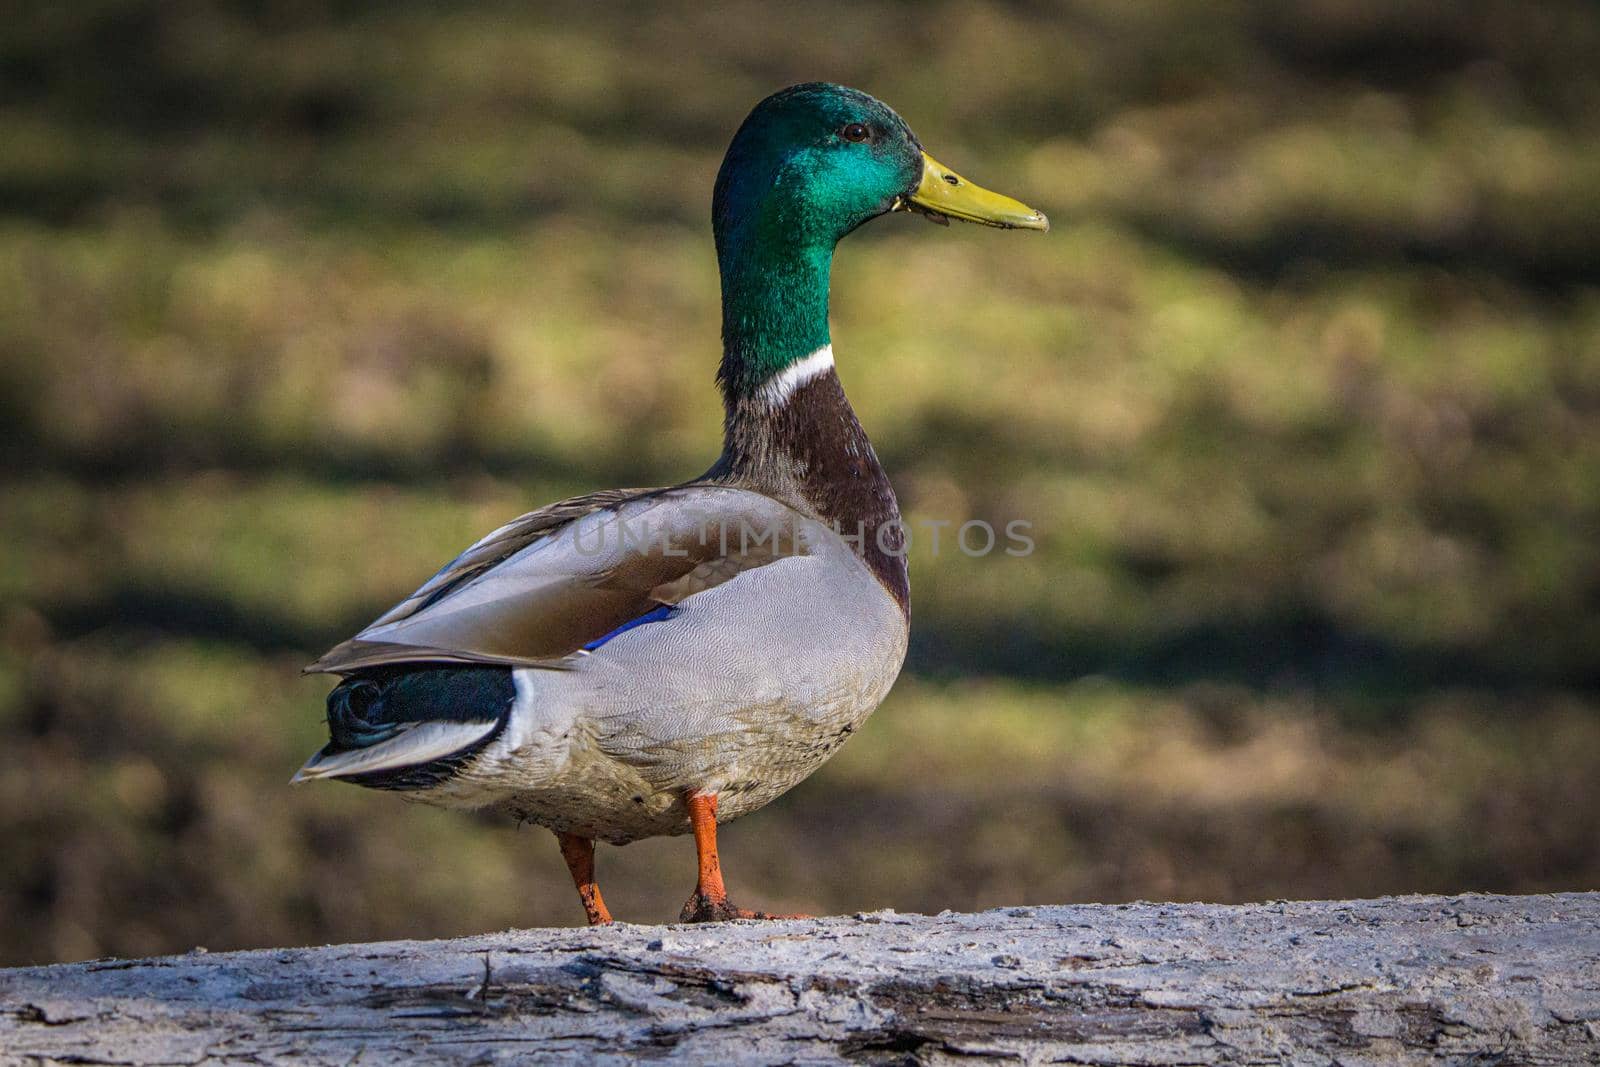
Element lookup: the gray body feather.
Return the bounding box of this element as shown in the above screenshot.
[300,484,907,843]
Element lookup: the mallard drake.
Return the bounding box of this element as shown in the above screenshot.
[293,83,1046,925]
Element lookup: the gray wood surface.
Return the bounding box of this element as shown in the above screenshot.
[3,893,1598,1064]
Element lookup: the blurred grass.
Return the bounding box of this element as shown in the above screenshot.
[2,0,1598,965]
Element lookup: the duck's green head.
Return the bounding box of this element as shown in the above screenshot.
[714,83,1046,397]
[714,82,1047,257]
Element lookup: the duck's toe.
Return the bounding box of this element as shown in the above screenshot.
[678,890,809,923]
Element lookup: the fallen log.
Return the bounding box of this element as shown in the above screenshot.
[2,893,1597,1064]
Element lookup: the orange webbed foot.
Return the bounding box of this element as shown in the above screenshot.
[679,791,811,923]
[555,831,614,926]
[679,889,810,923]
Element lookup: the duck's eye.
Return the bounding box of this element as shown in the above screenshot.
[840,122,871,144]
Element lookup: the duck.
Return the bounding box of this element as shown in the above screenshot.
[293,83,1047,925]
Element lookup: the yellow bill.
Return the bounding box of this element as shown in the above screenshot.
[898,152,1049,231]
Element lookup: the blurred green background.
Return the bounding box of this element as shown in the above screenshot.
[3,1,1599,966]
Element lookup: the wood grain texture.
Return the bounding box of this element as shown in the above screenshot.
[2,894,1597,1065]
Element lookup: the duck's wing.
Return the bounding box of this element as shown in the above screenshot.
[306,485,812,675]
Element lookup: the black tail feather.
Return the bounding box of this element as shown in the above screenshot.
[320,665,517,791]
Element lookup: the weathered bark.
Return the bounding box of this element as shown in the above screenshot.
[2,893,1597,1065]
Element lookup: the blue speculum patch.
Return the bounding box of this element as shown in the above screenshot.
[583,604,676,651]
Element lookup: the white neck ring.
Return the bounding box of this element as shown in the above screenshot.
[758,344,835,406]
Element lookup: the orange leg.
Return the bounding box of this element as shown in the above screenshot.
[678,791,808,923]
[555,832,613,926]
